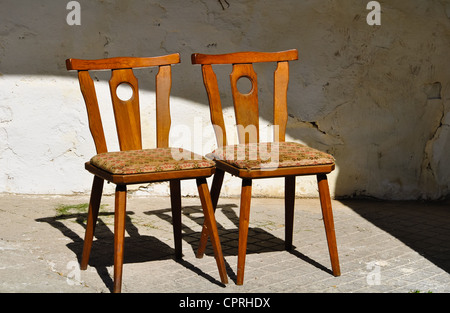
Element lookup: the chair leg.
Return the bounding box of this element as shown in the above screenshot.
[80,175,104,270]
[170,179,183,260]
[113,184,127,293]
[285,176,296,251]
[196,178,228,284]
[237,178,252,286]
[317,174,341,277]
[196,169,225,258]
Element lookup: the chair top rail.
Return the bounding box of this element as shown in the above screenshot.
[191,49,298,65]
[66,53,180,71]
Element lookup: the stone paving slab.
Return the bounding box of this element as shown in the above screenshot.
[0,194,449,293]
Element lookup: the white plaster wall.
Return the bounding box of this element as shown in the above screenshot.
[0,0,450,200]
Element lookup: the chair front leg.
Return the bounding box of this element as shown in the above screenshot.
[317,174,341,277]
[196,169,225,258]
[81,175,104,270]
[285,176,296,251]
[196,178,228,284]
[237,178,252,285]
[113,184,127,293]
[170,179,183,260]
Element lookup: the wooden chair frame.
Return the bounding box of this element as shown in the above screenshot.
[66,54,228,292]
[192,49,340,285]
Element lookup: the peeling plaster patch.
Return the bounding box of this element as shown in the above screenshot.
[446,3,450,18]
[218,0,230,10]
[286,114,344,152]
[0,106,13,124]
[424,82,442,100]
[421,104,450,199]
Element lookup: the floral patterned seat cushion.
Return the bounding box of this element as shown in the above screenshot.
[207,142,335,170]
[90,148,215,175]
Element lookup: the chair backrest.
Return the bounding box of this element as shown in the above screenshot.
[192,49,298,147]
[66,54,180,154]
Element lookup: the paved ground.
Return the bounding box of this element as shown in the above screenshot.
[0,193,449,293]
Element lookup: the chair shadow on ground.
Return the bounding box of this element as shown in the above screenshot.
[342,199,450,274]
[36,200,333,290]
[36,209,224,292]
[146,203,333,283]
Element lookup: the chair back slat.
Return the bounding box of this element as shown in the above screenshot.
[273,61,290,142]
[109,68,142,151]
[230,64,259,144]
[78,71,108,154]
[201,64,228,147]
[155,65,172,148]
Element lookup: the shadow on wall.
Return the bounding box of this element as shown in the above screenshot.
[1,0,450,200]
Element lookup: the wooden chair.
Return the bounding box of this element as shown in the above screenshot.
[192,49,340,285]
[66,54,228,293]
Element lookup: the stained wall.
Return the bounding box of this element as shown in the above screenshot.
[1,0,449,199]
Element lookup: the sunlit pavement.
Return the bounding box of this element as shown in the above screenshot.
[1,194,449,293]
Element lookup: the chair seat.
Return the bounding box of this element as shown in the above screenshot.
[90,148,215,175]
[207,142,335,170]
